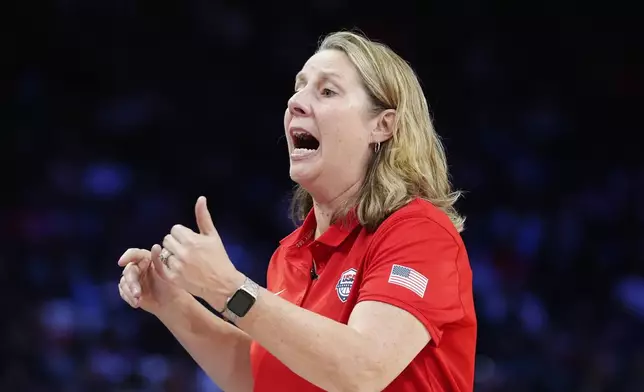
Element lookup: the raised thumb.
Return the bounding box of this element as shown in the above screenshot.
[195,196,217,236]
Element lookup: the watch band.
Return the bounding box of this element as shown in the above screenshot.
[223,277,260,324]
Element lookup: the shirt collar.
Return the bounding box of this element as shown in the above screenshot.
[280,208,361,249]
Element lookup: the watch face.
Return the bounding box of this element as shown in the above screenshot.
[228,289,256,317]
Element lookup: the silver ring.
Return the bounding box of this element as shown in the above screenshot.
[160,248,172,268]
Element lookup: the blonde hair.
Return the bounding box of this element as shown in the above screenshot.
[290,31,465,233]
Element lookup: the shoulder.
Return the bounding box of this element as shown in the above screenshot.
[356,199,466,273]
[372,199,462,247]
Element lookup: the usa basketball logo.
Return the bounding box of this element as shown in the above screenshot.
[335,268,357,303]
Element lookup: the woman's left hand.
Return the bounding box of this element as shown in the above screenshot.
[159,196,245,310]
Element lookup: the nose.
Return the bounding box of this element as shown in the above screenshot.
[287,92,311,117]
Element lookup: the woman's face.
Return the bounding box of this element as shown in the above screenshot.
[284,49,377,199]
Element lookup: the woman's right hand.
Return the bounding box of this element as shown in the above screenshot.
[118,245,187,316]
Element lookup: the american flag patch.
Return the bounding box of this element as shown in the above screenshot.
[388,264,428,298]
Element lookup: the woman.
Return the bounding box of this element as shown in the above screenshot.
[118,31,476,391]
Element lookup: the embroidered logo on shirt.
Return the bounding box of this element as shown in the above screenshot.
[388,264,428,298]
[335,268,357,303]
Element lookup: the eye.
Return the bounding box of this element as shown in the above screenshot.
[321,88,336,97]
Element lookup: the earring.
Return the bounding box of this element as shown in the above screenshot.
[374,142,381,153]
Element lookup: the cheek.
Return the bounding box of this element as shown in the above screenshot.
[325,124,370,164]
[317,106,369,153]
[338,117,370,148]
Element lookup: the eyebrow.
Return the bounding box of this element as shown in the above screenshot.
[295,70,342,84]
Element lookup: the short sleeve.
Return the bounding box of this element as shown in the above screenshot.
[357,217,465,346]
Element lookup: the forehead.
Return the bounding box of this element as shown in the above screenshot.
[296,49,360,84]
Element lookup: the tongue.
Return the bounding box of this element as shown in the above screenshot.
[292,148,318,158]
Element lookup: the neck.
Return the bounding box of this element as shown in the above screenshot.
[312,181,362,239]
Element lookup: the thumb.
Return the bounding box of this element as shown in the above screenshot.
[195,196,217,236]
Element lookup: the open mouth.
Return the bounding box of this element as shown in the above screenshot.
[292,131,320,151]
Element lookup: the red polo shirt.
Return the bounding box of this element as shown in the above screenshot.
[250,199,476,391]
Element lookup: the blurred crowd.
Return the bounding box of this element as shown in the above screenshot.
[3,1,641,391]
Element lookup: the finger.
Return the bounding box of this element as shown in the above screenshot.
[151,244,170,280]
[170,224,194,244]
[118,284,129,306]
[119,276,139,308]
[117,248,149,267]
[123,264,142,298]
[137,255,152,272]
[118,248,145,266]
[119,282,135,308]
[167,254,182,272]
[195,196,217,236]
[162,234,183,258]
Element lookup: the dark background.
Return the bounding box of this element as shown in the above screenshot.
[2,1,642,391]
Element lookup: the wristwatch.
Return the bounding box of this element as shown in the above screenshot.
[222,277,260,324]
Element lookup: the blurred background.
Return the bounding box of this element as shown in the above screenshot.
[2,1,642,391]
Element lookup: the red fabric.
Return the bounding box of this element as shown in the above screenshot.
[250,199,476,391]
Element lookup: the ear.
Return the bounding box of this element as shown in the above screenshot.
[370,109,396,144]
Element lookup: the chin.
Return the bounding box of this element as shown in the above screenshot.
[289,161,322,186]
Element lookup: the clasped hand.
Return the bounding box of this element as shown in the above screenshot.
[118,196,244,313]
